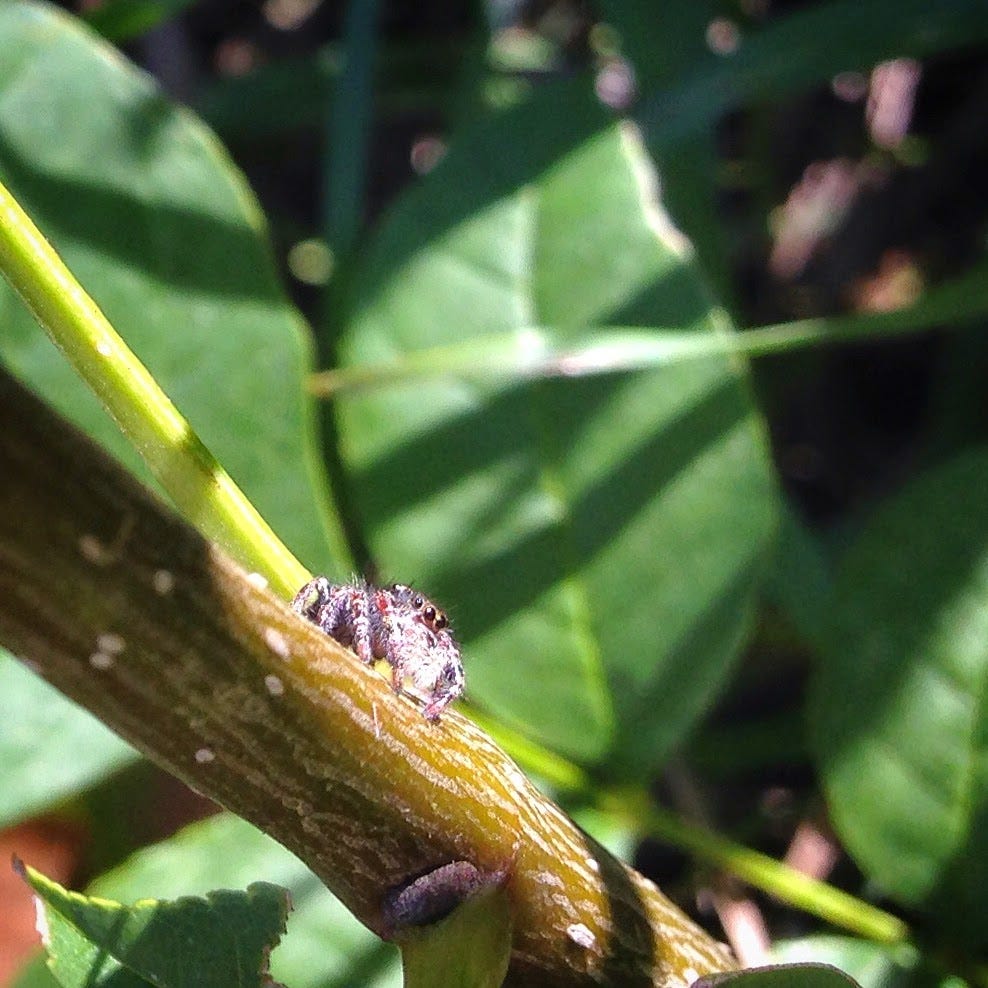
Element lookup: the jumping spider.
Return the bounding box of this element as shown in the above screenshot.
[291,578,465,721]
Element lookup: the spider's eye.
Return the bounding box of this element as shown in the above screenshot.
[413,594,424,609]
[423,605,436,622]
[434,611,448,630]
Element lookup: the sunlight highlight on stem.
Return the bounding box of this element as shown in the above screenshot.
[451,712,911,947]
[0,177,309,599]
[466,706,592,795]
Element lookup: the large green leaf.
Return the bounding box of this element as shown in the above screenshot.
[595,1,730,303]
[337,81,776,769]
[0,655,139,828]
[88,812,401,988]
[0,1,341,578]
[812,451,988,945]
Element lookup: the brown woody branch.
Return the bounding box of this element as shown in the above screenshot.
[0,370,734,986]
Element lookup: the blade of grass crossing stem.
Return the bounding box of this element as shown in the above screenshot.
[0,177,309,599]
[600,789,910,946]
[309,265,988,397]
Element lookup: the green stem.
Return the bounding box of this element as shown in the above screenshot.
[601,788,910,945]
[324,0,380,257]
[309,263,988,397]
[0,177,308,599]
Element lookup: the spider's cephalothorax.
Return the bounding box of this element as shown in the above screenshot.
[291,577,465,721]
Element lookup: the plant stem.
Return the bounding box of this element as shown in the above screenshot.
[309,263,988,398]
[601,788,910,946]
[324,0,380,258]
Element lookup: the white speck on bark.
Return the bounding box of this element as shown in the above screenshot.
[152,569,175,595]
[89,651,114,670]
[263,627,290,659]
[566,923,596,949]
[97,632,126,655]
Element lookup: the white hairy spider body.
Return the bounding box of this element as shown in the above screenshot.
[292,578,465,721]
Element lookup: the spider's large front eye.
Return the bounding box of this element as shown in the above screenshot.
[419,603,448,631]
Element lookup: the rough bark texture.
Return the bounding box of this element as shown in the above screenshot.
[0,371,734,986]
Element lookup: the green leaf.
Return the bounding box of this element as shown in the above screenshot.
[764,500,833,649]
[81,0,197,42]
[399,884,512,988]
[88,812,401,988]
[812,451,988,937]
[0,654,139,828]
[638,0,988,150]
[338,80,776,769]
[18,861,289,988]
[693,964,861,988]
[10,952,62,988]
[0,0,345,579]
[596,1,731,302]
[773,936,919,988]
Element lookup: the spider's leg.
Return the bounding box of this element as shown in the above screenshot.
[304,584,365,658]
[366,585,403,684]
[291,577,333,622]
[349,583,376,664]
[388,653,405,696]
[421,652,465,721]
[421,691,453,722]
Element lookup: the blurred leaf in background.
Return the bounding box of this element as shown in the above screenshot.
[813,451,988,951]
[336,82,776,766]
[0,1,345,579]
